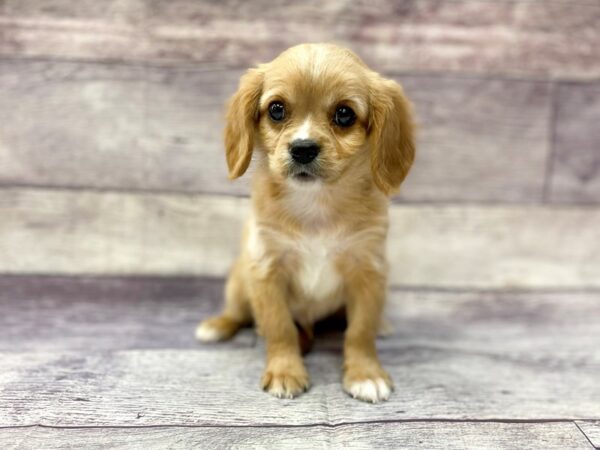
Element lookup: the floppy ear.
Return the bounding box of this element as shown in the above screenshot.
[224,68,263,179]
[369,77,416,195]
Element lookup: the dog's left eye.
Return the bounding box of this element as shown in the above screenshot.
[333,106,356,127]
[268,102,286,122]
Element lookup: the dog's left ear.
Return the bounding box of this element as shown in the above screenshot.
[368,76,416,195]
[224,68,264,179]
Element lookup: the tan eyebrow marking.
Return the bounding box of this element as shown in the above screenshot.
[259,89,284,110]
[328,94,368,118]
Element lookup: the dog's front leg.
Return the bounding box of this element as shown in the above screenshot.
[251,274,309,398]
[343,271,393,402]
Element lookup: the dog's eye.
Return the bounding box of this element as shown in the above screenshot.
[333,106,356,127]
[268,101,285,122]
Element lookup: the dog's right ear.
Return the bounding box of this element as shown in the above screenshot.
[224,68,264,179]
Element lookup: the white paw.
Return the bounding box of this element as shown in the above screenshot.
[266,382,296,399]
[195,322,223,342]
[346,378,392,403]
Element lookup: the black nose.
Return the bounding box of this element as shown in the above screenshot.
[289,139,320,164]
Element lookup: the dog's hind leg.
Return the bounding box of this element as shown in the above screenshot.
[196,259,251,342]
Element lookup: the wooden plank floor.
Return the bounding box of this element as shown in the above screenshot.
[0,276,598,448]
[0,423,593,450]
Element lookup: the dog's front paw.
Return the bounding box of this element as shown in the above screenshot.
[343,364,393,403]
[261,357,310,399]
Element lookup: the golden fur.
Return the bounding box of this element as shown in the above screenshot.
[197,43,415,403]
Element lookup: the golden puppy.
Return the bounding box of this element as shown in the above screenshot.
[197,43,415,403]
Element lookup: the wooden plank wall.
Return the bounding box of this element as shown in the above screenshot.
[0,0,599,287]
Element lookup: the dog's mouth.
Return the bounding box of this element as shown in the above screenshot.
[288,165,320,183]
[293,171,316,182]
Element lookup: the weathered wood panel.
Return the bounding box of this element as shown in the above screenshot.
[1,0,599,79]
[1,276,598,432]
[0,275,255,351]
[389,205,600,288]
[0,189,248,277]
[0,61,248,196]
[548,82,600,204]
[576,421,600,449]
[0,423,593,450]
[321,289,600,356]
[1,345,599,427]
[2,189,599,288]
[0,60,551,203]
[3,275,599,358]
[398,76,550,202]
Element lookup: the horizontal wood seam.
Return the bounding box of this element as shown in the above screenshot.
[1,419,599,430]
[3,273,600,295]
[4,55,600,84]
[3,185,600,208]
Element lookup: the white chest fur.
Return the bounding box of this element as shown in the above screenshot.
[246,217,345,323]
[283,183,343,300]
[296,235,343,301]
[290,233,345,324]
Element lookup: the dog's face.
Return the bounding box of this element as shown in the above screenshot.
[224,44,415,194]
[256,47,370,187]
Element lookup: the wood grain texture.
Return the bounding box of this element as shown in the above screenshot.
[320,289,600,357]
[1,0,599,79]
[3,275,599,358]
[0,60,551,203]
[2,189,600,288]
[0,423,593,450]
[0,275,255,351]
[576,421,600,449]
[398,76,550,202]
[0,61,249,196]
[1,278,599,427]
[1,346,599,427]
[548,82,600,204]
[0,189,248,279]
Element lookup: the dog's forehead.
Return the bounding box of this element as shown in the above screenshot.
[260,45,369,109]
[268,45,365,83]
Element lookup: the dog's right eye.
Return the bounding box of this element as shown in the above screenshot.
[333,105,356,128]
[268,102,285,122]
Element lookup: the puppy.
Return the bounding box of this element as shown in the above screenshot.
[197,43,415,403]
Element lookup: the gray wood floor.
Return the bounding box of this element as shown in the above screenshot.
[0,275,598,449]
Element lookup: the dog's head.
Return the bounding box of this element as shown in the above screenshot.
[224,43,415,195]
